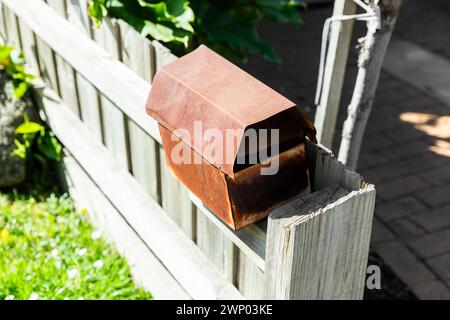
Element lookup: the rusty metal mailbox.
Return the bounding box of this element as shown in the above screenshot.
[146,45,316,230]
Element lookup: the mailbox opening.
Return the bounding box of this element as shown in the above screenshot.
[233,108,307,173]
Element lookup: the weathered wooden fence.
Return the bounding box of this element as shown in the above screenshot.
[0,0,375,299]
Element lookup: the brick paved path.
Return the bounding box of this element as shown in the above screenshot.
[242,1,450,299]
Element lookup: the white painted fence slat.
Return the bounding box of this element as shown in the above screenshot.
[118,21,161,202]
[46,0,81,117]
[55,53,81,117]
[66,0,91,34]
[46,0,66,17]
[36,39,59,91]
[17,21,40,76]
[3,5,20,48]
[93,18,130,170]
[0,3,6,37]
[65,0,103,141]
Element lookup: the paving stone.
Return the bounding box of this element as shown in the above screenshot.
[419,165,450,186]
[374,241,436,286]
[375,196,427,222]
[377,176,429,200]
[427,252,450,281]
[409,281,450,300]
[415,185,450,207]
[409,228,450,259]
[361,157,433,184]
[386,140,432,160]
[358,151,391,171]
[390,218,426,240]
[385,127,426,143]
[362,134,394,152]
[371,217,395,244]
[410,204,450,232]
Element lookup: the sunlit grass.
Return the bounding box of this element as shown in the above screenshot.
[0,192,152,300]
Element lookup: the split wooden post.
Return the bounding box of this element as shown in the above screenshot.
[313,0,356,148]
[265,140,376,299]
[338,0,403,169]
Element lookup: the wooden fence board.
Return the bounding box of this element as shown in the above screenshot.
[46,0,66,17]
[3,5,20,48]
[36,39,59,91]
[46,0,80,117]
[159,148,196,238]
[55,53,81,117]
[118,21,161,202]
[196,209,236,283]
[264,140,375,299]
[191,193,266,272]
[265,185,375,299]
[66,0,91,34]
[62,155,190,300]
[313,0,356,148]
[65,0,103,141]
[17,20,40,76]
[93,18,130,170]
[237,253,266,299]
[0,3,6,37]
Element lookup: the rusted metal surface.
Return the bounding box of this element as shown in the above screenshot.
[147,45,317,230]
[147,45,316,177]
[160,126,309,230]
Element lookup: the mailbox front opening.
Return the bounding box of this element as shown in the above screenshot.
[233,108,308,173]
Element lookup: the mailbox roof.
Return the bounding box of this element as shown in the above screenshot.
[146,45,315,177]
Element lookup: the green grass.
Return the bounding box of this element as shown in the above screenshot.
[0,189,152,300]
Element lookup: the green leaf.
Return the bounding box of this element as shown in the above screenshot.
[13,81,29,99]
[174,6,194,32]
[12,139,27,159]
[141,20,190,47]
[37,132,62,161]
[89,0,109,27]
[0,45,14,63]
[15,121,44,135]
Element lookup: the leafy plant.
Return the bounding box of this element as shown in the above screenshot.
[88,0,305,62]
[0,43,34,99]
[0,41,63,169]
[13,114,62,167]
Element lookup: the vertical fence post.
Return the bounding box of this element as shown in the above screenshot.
[265,142,376,299]
[314,0,356,148]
